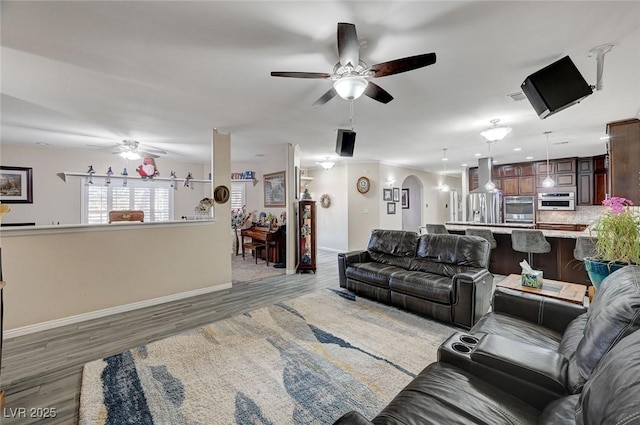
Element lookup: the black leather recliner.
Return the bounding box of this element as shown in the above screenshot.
[333,322,640,424]
[332,266,640,425]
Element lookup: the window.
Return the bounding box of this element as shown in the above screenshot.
[83,179,174,224]
[231,182,246,211]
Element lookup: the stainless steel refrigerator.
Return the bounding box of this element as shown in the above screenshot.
[467,190,504,224]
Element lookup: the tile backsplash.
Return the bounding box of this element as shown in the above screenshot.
[538,206,607,225]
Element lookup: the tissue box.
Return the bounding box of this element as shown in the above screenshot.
[521,271,543,288]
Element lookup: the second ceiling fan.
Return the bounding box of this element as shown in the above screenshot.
[271,22,437,107]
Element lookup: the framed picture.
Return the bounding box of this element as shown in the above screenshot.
[264,171,286,207]
[0,166,33,203]
[401,188,410,209]
[393,187,400,202]
[383,188,392,201]
[387,202,396,214]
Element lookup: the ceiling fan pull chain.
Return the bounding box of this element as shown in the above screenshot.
[350,100,355,131]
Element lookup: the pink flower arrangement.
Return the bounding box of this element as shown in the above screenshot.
[602,196,634,214]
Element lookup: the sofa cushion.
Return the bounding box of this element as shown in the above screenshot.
[567,265,640,391]
[538,396,579,425]
[367,230,418,269]
[345,263,406,289]
[367,229,418,256]
[388,271,452,304]
[557,314,588,359]
[411,234,490,277]
[472,312,563,351]
[575,326,640,425]
[371,362,540,425]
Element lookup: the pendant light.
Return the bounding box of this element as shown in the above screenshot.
[440,148,450,192]
[485,141,496,192]
[542,131,555,188]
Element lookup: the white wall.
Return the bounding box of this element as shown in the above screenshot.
[305,164,348,252]
[0,143,209,225]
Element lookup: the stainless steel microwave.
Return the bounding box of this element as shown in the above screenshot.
[537,192,575,211]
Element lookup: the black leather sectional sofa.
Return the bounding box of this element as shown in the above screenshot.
[333,265,640,425]
[338,229,493,329]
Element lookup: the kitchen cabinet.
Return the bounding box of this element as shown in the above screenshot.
[577,158,594,205]
[593,155,608,204]
[520,163,535,176]
[518,176,536,195]
[556,159,576,173]
[469,168,479,191]
[607,119,640,204]
[535,161,555,175]
[502,177,519,195]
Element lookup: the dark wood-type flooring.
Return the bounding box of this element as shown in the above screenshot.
[1,250,339,425]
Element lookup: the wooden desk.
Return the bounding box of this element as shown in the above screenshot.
[240,226,285,264]
[497,274,587,305]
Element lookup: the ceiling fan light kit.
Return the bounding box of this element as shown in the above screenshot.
[120,150,141,160]
[333,76,368,100]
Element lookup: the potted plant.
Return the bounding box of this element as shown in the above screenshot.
[584,196,640,288]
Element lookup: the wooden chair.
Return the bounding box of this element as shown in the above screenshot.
[108,210,144,223]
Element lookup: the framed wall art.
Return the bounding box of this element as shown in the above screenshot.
[393,187,400,202]
[387,202,396,214]
[383,188,392,201]
[264,171,286,207]
[0,166,33,203]
[402,188,410,209]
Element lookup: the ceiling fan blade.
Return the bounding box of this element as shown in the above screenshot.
[370,53,437,78]
[139,151,160,159]
[313,88,338,107]
[271,71,331,79]
[337,22,359,67]
[139,144,167,155]
[364,82,394,104]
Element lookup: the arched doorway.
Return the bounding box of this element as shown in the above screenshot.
[401,175,423,233]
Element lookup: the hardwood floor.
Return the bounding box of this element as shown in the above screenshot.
[1,249,340,425]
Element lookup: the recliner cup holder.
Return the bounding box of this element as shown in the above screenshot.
[451,342,472,354]
[459,335,479,345]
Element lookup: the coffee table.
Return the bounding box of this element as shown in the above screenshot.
[497,274,587,305]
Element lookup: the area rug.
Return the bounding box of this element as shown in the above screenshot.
[79,289,457,425]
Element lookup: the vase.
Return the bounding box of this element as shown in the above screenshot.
[583,257,628,289]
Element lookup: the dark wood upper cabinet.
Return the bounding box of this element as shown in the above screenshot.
[520,163,535,176]
[498,165,519,177]
[556,158,576,173]
[607,119,640,204]
[535,161,555,175]
[502,177,519,195]
[518,176,536,195]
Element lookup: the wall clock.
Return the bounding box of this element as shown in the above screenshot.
[356,176,370,194]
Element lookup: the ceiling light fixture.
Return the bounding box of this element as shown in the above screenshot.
[319,157,335,170]
[542,131,555,188]
[333,75,368,100]
[440,148,450,192]
[480,119,512,142]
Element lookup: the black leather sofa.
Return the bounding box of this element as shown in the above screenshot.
[337,229,493,329]
[333,265,640,425]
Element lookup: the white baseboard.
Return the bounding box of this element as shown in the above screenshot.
[4,282,232,339]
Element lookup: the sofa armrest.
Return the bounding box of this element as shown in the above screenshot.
[332,411,374,425]
[337,250,371,288]
[470,334,569,395]
[492,287,587,334]
[452,269,493,329]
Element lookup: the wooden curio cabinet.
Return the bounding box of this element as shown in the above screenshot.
[297,200,316,273]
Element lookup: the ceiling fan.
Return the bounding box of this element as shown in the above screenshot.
[271,22,437,107]
[112,140,167,160]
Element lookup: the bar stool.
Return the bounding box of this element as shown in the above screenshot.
[573,236,597,262]
[465,228,497,249]
[425,224,449,234]
[574,236,597,297]
[511,230,551,268]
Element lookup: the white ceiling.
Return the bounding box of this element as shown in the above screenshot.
[2,1,639,174]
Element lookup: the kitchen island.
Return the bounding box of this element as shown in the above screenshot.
[445,222,591,285]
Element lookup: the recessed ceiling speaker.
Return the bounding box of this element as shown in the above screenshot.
[521,56,593,119]
[336,129,356,157]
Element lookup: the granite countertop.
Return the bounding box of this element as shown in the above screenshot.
[445,223,590,239]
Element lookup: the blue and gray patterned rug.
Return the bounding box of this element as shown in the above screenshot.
[80,289,456,424]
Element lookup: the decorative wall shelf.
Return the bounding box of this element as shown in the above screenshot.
[59,172,212,184]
